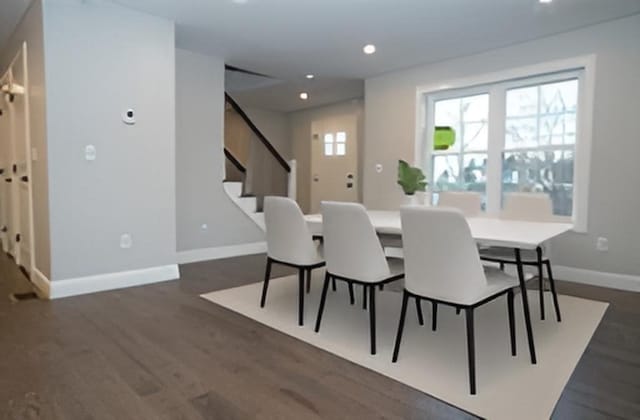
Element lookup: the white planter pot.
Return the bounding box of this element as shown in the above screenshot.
[404,192,425,206]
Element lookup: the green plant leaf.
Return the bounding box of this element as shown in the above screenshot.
[397,159,428,195]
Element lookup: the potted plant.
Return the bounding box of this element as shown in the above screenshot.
[397,160,428,205]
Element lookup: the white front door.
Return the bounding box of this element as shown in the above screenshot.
[310,114,359,214]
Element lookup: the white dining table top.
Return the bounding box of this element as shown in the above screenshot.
[304,210,572,250]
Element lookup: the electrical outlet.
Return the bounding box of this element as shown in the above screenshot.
[596,237,608,252]
[120,233,133,249]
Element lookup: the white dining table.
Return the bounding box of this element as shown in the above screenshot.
[304,210,573,364]
[305,210,572,250]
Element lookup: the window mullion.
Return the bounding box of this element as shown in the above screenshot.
[486,85,505,216]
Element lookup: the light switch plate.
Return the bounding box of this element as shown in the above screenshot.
[85,145,97,161]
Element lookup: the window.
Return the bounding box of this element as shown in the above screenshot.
[424,69,585,223]
[324,131,347,156]
[432,94,489,208]
[503,79,577,216]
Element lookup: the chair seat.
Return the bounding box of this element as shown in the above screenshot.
[269,242,324,267]
[338,257,404,284]
[479,246,547,263]
[409,265,518,306]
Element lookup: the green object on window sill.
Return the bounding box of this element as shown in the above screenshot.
[434,126,456,151]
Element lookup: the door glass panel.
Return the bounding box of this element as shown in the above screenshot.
[323,133,334,156]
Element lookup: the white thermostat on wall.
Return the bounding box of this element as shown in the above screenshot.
[122,108,136,125]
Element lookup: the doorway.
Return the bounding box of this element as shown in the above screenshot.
[310,114,359,214]
[0,43,34,278]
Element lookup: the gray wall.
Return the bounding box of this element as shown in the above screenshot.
[289,99,364,213]
[0,0,51,278]
[176,48,264,252]
[364,14,640,277]
[44,0,177,280]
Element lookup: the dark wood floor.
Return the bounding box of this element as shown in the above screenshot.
[0,252,638,420]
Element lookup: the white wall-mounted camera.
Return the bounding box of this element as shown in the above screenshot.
[122,108,136,125]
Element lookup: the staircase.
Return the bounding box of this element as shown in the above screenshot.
[223,91,296,231]
[223,181,266,230]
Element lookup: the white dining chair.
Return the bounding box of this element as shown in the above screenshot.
[437,191,483,217]
[262,196,325,326]
[479,193,562,322]
[314,201,405,355]
[393,206,519,395]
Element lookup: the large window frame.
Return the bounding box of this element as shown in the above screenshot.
[416,56,595,232]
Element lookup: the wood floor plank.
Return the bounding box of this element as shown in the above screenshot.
[0,252,638,419]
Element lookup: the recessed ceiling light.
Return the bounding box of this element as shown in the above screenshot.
[232,0,249,4]
[539,0,552,3]
[305,74,315,79]
[299,92,309,100]
[363,44,376,55]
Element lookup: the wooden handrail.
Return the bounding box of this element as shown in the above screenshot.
[225,92,291,173]
[224,148,246,174]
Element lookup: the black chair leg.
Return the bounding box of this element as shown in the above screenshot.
[306,269,312,294]
[432,302,438,332]
[456,307,461,315]
[500,262,505,271]
[298,269,305,326]
[546,261,562,322]
[260,258,272,307]
[515,249,537,364]
[362,285,367,310]
[332,277,337,291]
[348,281,355,305]
[392,290,410,362]
[507,289,516,356]
[465,307,476,395]
[369,285,376,355]
[415,298,424,326]
[379,284,385,291]
[537,247,545,320]
[314,273,331,332]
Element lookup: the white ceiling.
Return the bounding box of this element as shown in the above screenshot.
[3,0,640,111]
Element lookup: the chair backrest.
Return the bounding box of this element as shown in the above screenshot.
[321,201,390,282]
[264,196,319,266]
[502,193,553,222]
[401,206,487,303]
[437,191,483,217]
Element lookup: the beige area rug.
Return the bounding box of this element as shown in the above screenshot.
[201,271,607,420]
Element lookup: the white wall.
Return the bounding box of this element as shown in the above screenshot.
[176,48,264,252]
[44,0,177,280]
[289,99,364,213]
[0,0,50,278]
[364,14,640,277]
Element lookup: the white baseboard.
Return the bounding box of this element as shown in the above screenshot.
[554,265,640,292]
[46,264,180,299]
[177,241,267,264]
[383,247,639,292]
[31,267,52,298]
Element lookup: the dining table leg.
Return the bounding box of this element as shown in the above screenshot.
[515,248,537,365]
